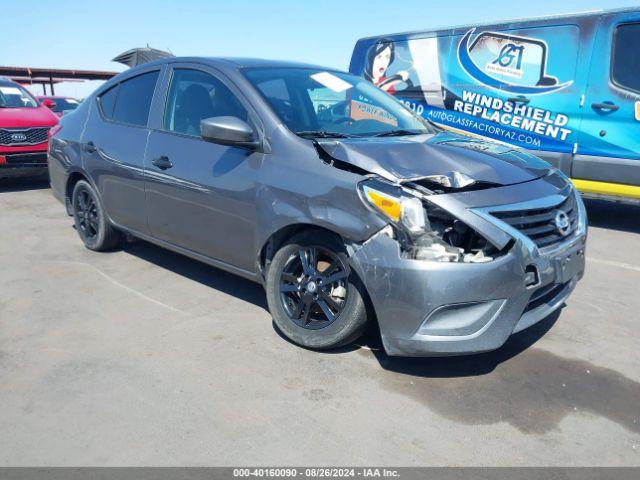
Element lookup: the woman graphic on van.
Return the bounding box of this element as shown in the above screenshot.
[364,39,410,93]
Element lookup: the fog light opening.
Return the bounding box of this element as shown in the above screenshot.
[525,265,540,288]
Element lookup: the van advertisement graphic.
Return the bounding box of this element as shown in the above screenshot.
[457,29,573,95]
[355,27,580,152]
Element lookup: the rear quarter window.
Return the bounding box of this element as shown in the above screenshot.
[98,84,118,119]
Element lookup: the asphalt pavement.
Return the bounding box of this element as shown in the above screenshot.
[1,178,639,466]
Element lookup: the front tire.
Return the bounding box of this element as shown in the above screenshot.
[71,180,122,251]
[265,232,368,350]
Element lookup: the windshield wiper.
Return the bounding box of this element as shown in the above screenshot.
[295,130,355,139]
[373,129,425,137]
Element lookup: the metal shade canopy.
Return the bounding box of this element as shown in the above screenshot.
[112,47,173,67]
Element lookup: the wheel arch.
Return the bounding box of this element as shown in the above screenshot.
[261,222,380,347]
[65,170,90,215]
[258,223,350,280]
[258,222,378,319]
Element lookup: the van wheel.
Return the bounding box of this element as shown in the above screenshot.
[265,232,368,350]
[71,180,122,251]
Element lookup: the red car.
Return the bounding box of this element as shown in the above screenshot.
[1,78,58,179]
[36,95,81,118]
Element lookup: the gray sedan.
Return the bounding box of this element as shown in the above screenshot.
[48,57,587,356]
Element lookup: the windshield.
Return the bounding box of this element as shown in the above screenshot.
[0,84,38,108]
[242,67,435,138]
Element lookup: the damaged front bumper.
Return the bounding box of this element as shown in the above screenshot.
[349,180,587,357]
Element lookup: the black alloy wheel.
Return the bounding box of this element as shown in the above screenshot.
[74,187,100,242]
[266,232,369,349]
[71,179,122,251]
[279,246,349,330]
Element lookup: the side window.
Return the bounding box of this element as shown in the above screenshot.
[111,71,160,126]
[612,23,640,93]
[164,69,248,136]
[98,84,118,119]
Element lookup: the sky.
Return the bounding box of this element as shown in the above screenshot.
[4,0,639,98]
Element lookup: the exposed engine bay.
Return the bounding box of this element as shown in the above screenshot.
[315,140,515,264]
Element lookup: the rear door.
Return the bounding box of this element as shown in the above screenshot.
[81,68,162,234]
[573,12,640,190]
[143,63,261,272]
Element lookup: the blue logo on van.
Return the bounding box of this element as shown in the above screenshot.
[458,29,572,95]
[492,43,525,69]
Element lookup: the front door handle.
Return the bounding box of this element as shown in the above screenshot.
[83,141,97,153]
[152,155,173,170]
[592,102,619,112]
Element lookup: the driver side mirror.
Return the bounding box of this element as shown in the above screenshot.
[200,116,259,149]
[42,99,56,109]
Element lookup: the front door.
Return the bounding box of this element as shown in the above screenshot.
[574,13,640,191]
[144,66,261,272]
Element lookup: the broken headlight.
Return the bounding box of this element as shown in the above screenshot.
[358,178,499,263]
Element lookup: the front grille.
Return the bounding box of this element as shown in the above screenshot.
[3,153,48,165]
[0,127,49,146]
[491,194,578,249]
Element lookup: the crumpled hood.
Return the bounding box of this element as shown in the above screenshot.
[316,131,552,186]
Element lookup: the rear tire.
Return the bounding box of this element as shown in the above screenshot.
[265,232,368,350]
[71,180,122,251]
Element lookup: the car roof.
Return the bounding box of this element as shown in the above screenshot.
[118,56,346,78]
[97,56,351,98]
[210,57,340,70]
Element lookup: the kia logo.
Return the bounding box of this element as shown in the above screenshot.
[554,210,571,237]
[10,133,27,143]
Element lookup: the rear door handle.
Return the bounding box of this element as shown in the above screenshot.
[591,102,619,112]
[152,155,173,170]
[507,96,530,104]
[83,141,97,153]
